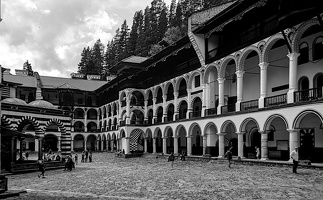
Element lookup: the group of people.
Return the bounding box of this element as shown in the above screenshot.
[81,150,92,162]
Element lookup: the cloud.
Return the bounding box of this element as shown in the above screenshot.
[0,0,172,78]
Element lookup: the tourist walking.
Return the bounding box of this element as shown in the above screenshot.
[168,152,175,169]
[25,151,29,160]
[89,151,92,162]
[255,146,260,159]
[85,150,88,162]
[74,153,78,165]
[81,151,85,162]
[225,148,233,168]
[38,159,45,178]
[290,147,299,173]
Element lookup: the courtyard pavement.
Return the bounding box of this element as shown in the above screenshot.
[5,152,323,200]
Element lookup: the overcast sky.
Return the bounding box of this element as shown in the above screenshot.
[0,0,171,77]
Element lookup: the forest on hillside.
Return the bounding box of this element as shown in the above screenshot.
[77,0,232,79]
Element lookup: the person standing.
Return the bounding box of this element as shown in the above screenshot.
[168,152,175,169]
[255,146,260,159]
[290,147,299,173]
[38,159,45,178]
[25,151,29,160]
[89,151,92,162]
[74,153,78,165]
[225,148,233,168]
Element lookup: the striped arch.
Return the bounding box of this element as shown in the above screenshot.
[219,55,237,78]
[262,33,284,63]
[45,118,71,156]
[45,119,66,134]
[175,124,187,137]
[238,46,262,71]
[203,122,218,136]
[292,19,320,53]
[16,116,42,135]
[263,114,289,132]
[188,70,203,90]
[239,118,260,133]
[1,115,12,129]
[220,120,237,133]
[188,122,201,136]
[293,109,323,129]
[203,63,220,84]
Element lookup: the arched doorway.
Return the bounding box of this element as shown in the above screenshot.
[43,134,58,152]
[155,130,163,153]
[73,134,85,152]
[191,125,203,155]
[165,128,174,154]
[178,126,187,155]
[87,135,96,151]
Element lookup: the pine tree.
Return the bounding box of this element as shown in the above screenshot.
[158,4,168,41]
[23,60,34,76]
[90,39,105,75]
[128,11,143,56]
[168,0,177,27]
[135,6,151,56]
[117,20,130,61]
[78,47,88,74]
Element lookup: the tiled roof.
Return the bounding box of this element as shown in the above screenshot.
[40,76,107,91]
[3,74,37,87]
[3,74,107,91]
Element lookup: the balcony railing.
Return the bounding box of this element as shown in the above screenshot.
[241,100,258,111]
[130,120,144,125]
[205,108,217,116]
[176,113,186,120]
[294,87,323,103]
[189,111,201,118]
[265,94,287,107]
[165,116,173,122]
[221,104,235,114]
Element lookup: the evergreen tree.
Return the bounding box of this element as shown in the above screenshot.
[90,39,105,75]
[78,47,88,74]
[103,41,117,76]
[117,20,130,61]
[168,0,177,27]
[135,6,151,56]
[23,60,34,76]
[128,11,143,56]
[158,4,168,41]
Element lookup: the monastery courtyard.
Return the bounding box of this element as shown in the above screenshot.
[5,152,323,200]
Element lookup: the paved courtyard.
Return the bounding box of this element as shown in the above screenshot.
[5,152,323,199]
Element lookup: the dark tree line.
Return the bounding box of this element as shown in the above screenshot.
[78,0,232,79]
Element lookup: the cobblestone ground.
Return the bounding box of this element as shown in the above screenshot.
[6,152,323,200]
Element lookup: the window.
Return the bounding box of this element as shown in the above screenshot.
[298,42,309,65]
[194,75,200,88]
[313,37,323,61]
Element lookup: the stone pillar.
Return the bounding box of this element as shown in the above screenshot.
[235,70,245,111]
[38,136,44,160]
[153,138,156,154]
[260,131,268,160]
[18,137,24,160]
[152,98,157,124]
[163,137,167,154]
[162,95,167,122]
[173,136,179,155]
[203,135,207,155]
[217,78,225,114]
[11,137,16,162]
[84,113,88,132]
[217,133,226,158]
[110,140,114,152]
[288,129,299,161]
[287,53,300,103]
[237,132,245,158]
[116,139,119,151]
[70,140,74,152]
[125,137,130,154]
[187,89,192,119]
[144,138,148,153]
[57,137,61,152]
[84,139,87,151]
[186,136,192,156]
[174,92,178,121]
[144,100,148,124]
[258,62,269,108]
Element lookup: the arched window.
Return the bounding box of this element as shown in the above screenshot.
[298,42,309,65]
[298,76,309,91]
[313,37,323,61]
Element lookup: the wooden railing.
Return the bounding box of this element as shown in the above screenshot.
[241,100,258,111]
[294,88,323,102]
[205,108,217,116]
[265,94,287,107]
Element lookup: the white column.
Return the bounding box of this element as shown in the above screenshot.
[260,131,268,160]
[144,138,148,153]
[237,132,245,158]
[288,129,299,161]
[84,113,88,132]
[162,137,167,154]
[125,137,130,154]
[217,133,226,158]
[70,140,74,152]
[174,92,178,121]
[203,135,207,155]
[126,95,131,124]
[84,139,87,151]
[144,100,148,124]
[259,62,269,108]
[153,138,156,154]
[174,136,179,155]
[202,84,206,117]
[235,70,244,111]
[186,136,192,156]
[110,140,114,152]
[152,98,157,124]
[101,140,104,151]
[287,53,300,103]
[187,89,192,119]
[57,137,61,152]
[217,78,225,114]
[162,95,167,122]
